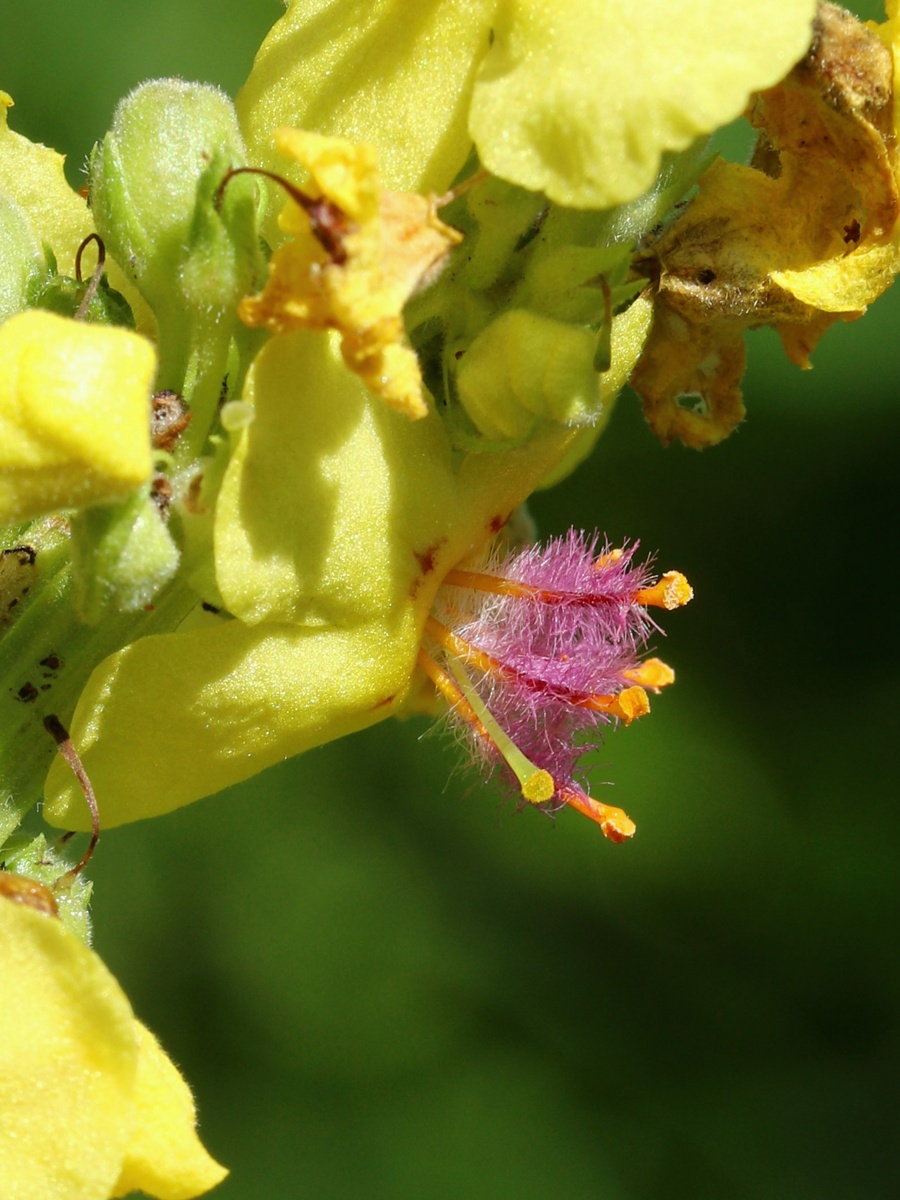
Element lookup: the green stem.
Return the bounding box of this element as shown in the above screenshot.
[175,312,235,465]
[0,517,201,839]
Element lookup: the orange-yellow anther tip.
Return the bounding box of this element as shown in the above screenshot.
[615,685,650,725]
[623,657,675,690]
[634,571,693,610]
[594,547,625,568]
[560,787,636,842]
[600,807,637,843]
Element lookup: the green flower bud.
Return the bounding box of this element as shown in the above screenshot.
[90,80,260,314]
[24,243,135,329]
[90,79,266,459]
[455,310,603,442]
[70,492,180,623]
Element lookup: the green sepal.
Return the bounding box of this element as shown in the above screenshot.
[452,173,549,293]
[179,145,267,314]
[24,262,136,328]
[0,833,92,944]
[70,491,179,623]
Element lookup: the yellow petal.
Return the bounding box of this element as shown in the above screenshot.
[771,238,900,310]
[111,1023,227,1200]
[468,0,817,208]
[0,899,137,1200]
[0,90,92,276]
[215,329,459,627]
[0,310,156,524]
[214,329,589,631]
[43,616,421,829]
[236,0,495,197]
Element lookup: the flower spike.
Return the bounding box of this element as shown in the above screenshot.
[425,530,691,841]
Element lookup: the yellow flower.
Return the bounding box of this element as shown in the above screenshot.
[33,51,648,831]
[0,881,226,1200]
[44,326,641,828]
[238,0,817,205]
[631,2,900,447]
[238,129,462,418]
[25,0,819,829]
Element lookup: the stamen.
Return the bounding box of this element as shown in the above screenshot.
[559,786,636,843]
[416,648,490,741]
[429,531,690,837]
[425,616,504,679]
[622,657,675,690]
[634,571,693,610]
[581,685,650,724]
[428,616,649,724]
[442,567,635,608]
[433,168,490,208]
[594,547,624,568]
[442,654,555,806]
[443,568,545,601]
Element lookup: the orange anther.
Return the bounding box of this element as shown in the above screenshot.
[622,657,675,690]
[560,787,636,842]
[634,570,693,610]
[583,685,650,724]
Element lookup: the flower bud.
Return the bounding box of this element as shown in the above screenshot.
[90,79,263,323]
[0,311,155,524]
[455,309,603,441]
[71,492,180,622]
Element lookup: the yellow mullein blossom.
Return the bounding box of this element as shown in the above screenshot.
[43,307,646,829]
[239,129,461,418]
[0,885,226,1200]
[26,0,830,828]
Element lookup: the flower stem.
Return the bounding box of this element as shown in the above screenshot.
[0,516,200,839]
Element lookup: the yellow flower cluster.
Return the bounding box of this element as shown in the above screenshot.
[9,2,898,1197]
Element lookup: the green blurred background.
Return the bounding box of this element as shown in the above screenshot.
[2,3,899,1197]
